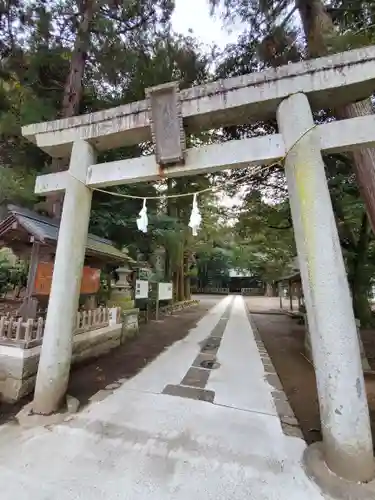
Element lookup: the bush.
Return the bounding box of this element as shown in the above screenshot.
[0,252,27,296]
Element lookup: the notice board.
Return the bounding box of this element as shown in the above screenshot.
[158,282,173,301]
[135,279,149,299]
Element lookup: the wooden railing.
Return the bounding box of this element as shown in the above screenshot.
[0,316,44,343]
[75,307,113,334]
[0,307,121,346]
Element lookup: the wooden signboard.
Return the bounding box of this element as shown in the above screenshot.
[34,263,101,296]
[81,266,101,294]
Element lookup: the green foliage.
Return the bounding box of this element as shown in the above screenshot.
[1,0,374,318]
[0,1,211,271]
[195,246,232,288]
[210,0,375,322]
[0,1,217,303]
[0,167,38,206]
[232,190,295,282]
[108,296,135,312]
[0,250,27,295]
[210,1,375,66]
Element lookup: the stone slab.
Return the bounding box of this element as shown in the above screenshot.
[162,384,215,403]
[180,367,210,389]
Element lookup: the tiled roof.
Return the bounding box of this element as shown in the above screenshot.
[2,205,130,262]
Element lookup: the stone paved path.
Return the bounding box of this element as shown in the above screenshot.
[0,295,330,499]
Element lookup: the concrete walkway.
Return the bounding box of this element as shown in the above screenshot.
[0,296,329,499]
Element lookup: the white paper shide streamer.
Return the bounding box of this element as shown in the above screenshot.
[189,193,201,236]
[137,198,148,233]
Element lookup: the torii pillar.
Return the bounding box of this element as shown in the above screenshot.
[277,93,374,482]
[33,140,96,414]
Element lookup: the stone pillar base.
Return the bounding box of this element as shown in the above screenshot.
[303,442,375,499]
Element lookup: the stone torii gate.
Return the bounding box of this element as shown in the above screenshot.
[23,46,375,483]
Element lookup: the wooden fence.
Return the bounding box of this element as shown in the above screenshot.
[193,288,229,295]
[0,315,44,343]
[0,307,120,346]
[241,288,262,296]
[75,307,111,334]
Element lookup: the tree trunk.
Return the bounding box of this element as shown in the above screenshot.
[61,0,95,118]
[338,100,375,235]
[184,277,191,300]
[43,0,96,218]
[349,213,373,326]
[174,265,181,302]
[165,179,173,281]
[170,200,182,301]
[173,270,178,302]
[264,283,274,296]
[178,249,185,301]
[331,196,373,325]
[296,0,375,234]
[296,0,336,58]
[183,251,190,300]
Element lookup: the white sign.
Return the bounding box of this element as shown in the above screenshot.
[135,280,149,299]
[158,282,173,301]
[109,307,118,326]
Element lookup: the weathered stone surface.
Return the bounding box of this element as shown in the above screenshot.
[121,310,139,343]
[180,367,210,389]
[278,92,374,481]
[23,47,375,157]
[73,327,122,355]
[16,401,71,427]
[0,374,37,402]
[272,391,296,419]
[266,372,283,391]
[105,383,120,390]
[0,354,24,380]
[0,324,125,402]
[72,338,121,364]
[304,443,375,499]
[66,395,80,414]
[18,374,37,400]
[162,384,215,403]
[22,355,40,379]
[146,82,186,166]
[89,389,112,403]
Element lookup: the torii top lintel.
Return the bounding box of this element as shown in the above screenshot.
[22,46,375,159]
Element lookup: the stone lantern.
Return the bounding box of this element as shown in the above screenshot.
[112,263,133,299]
[107,262,135,312]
